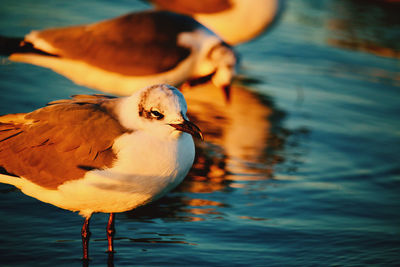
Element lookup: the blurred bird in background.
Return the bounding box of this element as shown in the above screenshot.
[0,10,237,101]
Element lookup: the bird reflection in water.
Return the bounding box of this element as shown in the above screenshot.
[184,82,286,183]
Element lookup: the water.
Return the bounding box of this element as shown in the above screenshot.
[0,0,399,266]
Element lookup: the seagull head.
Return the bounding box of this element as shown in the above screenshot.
[119,84,203,140]
[208,43,237,102]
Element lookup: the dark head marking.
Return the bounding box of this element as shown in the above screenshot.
[137,84,177,120]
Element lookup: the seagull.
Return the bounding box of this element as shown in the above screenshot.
[0,84,203,260]
[148,0,283,45]
[0,10,237,100]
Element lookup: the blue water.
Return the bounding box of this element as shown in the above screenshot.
[0,0,399,266]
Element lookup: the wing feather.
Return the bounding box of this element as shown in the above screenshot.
[0,96,128,189]
[28,11,199,76]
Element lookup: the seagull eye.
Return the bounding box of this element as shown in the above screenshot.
[150,109,164,119]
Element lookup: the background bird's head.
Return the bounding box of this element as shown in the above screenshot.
[208,43,237,101]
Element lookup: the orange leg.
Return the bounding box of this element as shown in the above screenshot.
[107,213,116,253]
[81,216,91,261]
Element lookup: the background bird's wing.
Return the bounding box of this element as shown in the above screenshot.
[0,95,127,189]
[27,11,200,75]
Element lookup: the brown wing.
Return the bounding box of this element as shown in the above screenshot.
[30,11,202,76]
[150,0,232,14]
[0,95,128,189]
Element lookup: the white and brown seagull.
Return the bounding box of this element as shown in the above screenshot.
[0,84,203,260]
[0,10,237,100]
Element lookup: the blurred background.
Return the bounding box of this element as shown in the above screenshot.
[0,0,399,266]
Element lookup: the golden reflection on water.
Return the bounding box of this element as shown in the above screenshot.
[175,83,285,218]
[183,83,281,182]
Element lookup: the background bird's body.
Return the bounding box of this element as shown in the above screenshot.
[1,11,235,96]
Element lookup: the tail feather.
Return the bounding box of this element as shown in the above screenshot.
[0,35,57,57]
[0,36,24,55]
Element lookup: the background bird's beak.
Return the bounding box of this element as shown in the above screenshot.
[170,120,204,140]
[222,84,231,103]
[211,67,233,104]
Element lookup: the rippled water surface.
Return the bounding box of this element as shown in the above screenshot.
[0,0,399,266]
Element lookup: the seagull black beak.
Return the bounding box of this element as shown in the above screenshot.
[170,120,204,140]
